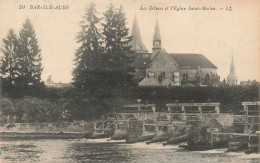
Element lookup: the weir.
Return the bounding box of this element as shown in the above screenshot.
[207,102,260,152]
[92,102,235,142]
[126,102,229,143]
[2,101,258,154]
[92,103,156,139]
[125,101,259,151]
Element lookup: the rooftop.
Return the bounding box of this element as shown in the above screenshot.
[169,53,217,69]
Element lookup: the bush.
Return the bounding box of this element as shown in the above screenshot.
[13,97,59,123]
[0,98,15,122]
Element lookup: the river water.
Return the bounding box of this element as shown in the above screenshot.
[0,139,259,163]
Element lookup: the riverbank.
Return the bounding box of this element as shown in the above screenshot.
[0,132,90,139]
[0,121,93,139]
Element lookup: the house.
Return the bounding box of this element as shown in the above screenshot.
[44,75,72,88]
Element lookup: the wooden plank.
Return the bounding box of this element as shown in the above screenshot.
[211,133,257,136]
[166,103,220,107]
[242,102,260,106]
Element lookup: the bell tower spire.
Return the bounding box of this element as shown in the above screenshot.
[150,17,162,60]
[227,54,238,84]
[230,54,235,70]
[129,15,148,53]
[152,17,162,51]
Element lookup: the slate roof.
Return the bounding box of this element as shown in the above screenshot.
[133,52,217,70]
[149,48,168,64]
[153,18,161,41]
[168,53,217,69]
[129,15,148,52]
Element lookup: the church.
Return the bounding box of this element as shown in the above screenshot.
[227,55,238,85]
[129,16,219,87]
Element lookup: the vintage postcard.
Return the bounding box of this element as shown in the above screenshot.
[0,0,259,162]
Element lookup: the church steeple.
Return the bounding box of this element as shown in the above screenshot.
[152,17,162,51]
[150,17,162,60]
[129,15,148,53]
[230,54,235,69]
[227,54,238,84]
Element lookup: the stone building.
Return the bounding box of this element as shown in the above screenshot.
[227,55,238,85]
[129,17,219,87]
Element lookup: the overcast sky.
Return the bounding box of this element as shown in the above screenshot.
[0,0,259,83]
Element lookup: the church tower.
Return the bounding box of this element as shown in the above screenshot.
[227,55,238,84]
[151,18,162,60]
[129,15,148,53]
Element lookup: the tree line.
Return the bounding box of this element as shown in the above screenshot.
[0,19,43,97]
[72,3,135,94]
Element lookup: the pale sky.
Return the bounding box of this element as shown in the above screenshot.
[0,0,259,83]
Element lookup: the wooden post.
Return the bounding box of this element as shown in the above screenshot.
[215,106,220,114]
[137,99,141,111]
[156,125,160,133]
[143,122,145,133]
[167,106,170,113]
[167,114,171,123]
[243,105,248,132]
[182,106,185,113]
[93,122,96,130]
[152,106,156,112]
[198,106,202,113]
[210,134,214,148]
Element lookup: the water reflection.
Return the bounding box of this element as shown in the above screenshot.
[0,139,259,163]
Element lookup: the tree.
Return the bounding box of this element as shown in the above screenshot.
[73,3,104,91]
[71,4,136,117]
[0,29,19,95]
[102,5,134,88]
[17,19,43,95]
[0,98,14,123]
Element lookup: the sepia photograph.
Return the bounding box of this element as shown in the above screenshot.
[0,0,259,162]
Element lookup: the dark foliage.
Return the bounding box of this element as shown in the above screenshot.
[31,84,260,120]
[124,84,259,114]
[102,4,135,88]
[0,19,44,97]
[71,3,135,119]
[1,84,258,122]
[72,3,104,91]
